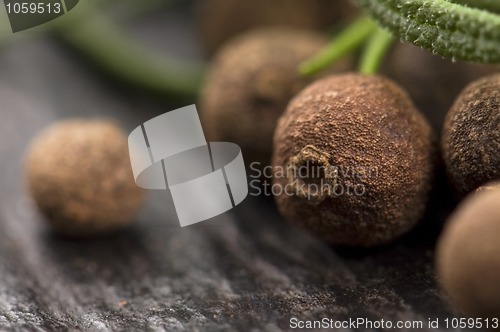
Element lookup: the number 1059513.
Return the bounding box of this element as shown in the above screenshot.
[5,2,62,14]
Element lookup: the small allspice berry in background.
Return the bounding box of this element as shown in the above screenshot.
[436,185,500,320]
[196,0,356,56]
[200,28,345,170]
[442,74,500,195]
[272,73,437,247]
[25,119,145,237]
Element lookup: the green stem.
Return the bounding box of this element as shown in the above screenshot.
[54,4,204,99]
[355,0,500,64]
[299,16,377,76]
[358,28,394,75]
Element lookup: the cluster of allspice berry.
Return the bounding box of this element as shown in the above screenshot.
[22,0,499,319]
[199,8,499,319]
[436,74,500,320]
[282,74,499,319]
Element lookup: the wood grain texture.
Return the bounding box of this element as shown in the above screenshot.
[0,7,464,332]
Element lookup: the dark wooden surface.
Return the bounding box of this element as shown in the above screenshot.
[0,4,466,332]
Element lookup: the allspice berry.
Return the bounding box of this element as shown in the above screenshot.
[200,28,335,169]
[25,120,144,236]
[196,0,356,55]
[436,186,500,319]
[442,74,500,195]
[272,74,436,247]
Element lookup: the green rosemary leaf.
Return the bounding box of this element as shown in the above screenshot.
[355,0,500,64]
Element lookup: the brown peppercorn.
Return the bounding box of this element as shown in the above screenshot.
[196,0,357,56]
[25,119,144,236]
[200,28,340,169]
[382,43,498,132]
[272,73,437,247]
[442,74,500,195]
[436,186,500,319]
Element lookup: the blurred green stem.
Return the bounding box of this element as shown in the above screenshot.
[57,14,204,99]
[50,1,204,100]
[358,28,394,75]
[299,16,377,76]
